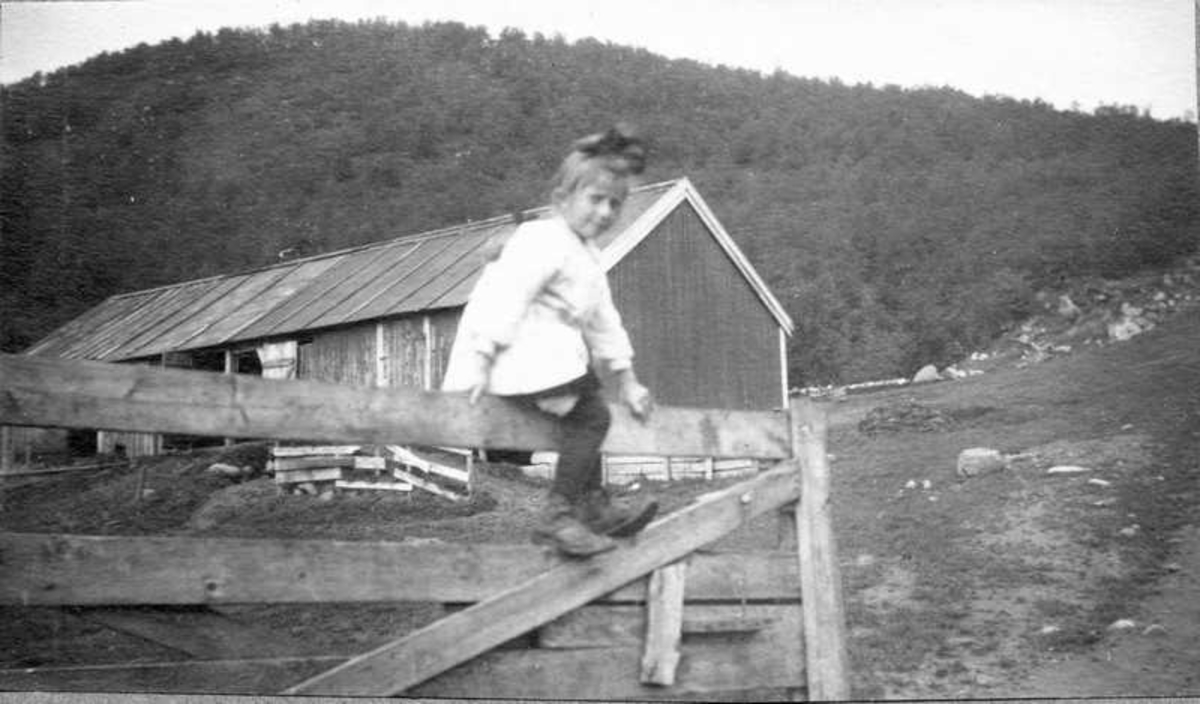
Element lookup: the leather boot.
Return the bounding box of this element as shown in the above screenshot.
[579,488,658,538]
[532,493,617,557]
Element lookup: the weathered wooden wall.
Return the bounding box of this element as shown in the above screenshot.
[380,317,425,389]
[427,309,459,389]
[610,203,783,410]
[299,326,376,387]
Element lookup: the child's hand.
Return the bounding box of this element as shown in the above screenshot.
[622,381,654,421]
[465,351,493,405]
[615,369,653,421]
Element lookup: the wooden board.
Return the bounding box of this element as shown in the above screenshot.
[270,456,355,471]
[392,467,466,501]
[0,610,801,699]
[0,656,345,694]
[0,533,800,606]
[538,603,789,648]
[641,561,686,685]
[335,480,412,492]
[78,605,316,659]
[271,445,361,457]
[0,353,791,460]
[388,445,469,484]
[273,467,343,484]
[353,456,387,471]
[282,461,801,695]
[412,604,803,700]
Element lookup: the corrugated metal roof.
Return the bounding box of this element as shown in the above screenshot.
[28,180,680,361]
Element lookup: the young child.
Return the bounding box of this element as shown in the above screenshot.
[442,125,658,557]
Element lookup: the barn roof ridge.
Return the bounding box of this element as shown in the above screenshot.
[26,177,796,361]
[104,178,684,301]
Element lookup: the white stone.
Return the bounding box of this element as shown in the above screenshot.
[912,364,941,383]
[1047,465,1091,474]
[956,448,1007,478]
[206,462,244,477]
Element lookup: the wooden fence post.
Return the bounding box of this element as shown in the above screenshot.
[791,397,849,700]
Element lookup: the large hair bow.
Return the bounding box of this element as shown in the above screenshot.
[573,124,646,174]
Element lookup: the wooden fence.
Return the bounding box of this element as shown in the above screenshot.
[0,352,848,699]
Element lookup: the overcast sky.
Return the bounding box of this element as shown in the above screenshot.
[1,0,1196,120]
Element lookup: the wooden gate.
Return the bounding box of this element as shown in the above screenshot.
[0,353,848,699]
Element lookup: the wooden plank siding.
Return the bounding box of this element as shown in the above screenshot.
[299,326,377,388]
[609,203,782,411]
[380,317,425,389]
[427,309,459,390]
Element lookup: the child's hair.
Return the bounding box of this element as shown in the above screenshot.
[550,124,646,203]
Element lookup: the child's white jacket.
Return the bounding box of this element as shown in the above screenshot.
[441,216,634,396]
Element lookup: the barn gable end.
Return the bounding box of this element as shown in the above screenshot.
[611,200,783,410]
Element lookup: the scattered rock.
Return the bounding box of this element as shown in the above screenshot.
[1047,465,1091,474]
[317,490,335,502]
[956,448,1007,478]
[859,400,955,435]
[295,482,318,496]
[1088,478,1112,487]
[1142,624,1167,637]
[905,479,918,490]
[921,479,932,490]
[1108,618,1136,631]
[1057,294,1082,318]
[911,364,941,384]
[206,462,244,477]
[1039,624,1061,635]
[1118,524,1140,537]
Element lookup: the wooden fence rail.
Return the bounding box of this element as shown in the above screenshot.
[0,352,847,699]
[0,353,789,459]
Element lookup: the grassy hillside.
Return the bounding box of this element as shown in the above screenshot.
[3,19,1197,384]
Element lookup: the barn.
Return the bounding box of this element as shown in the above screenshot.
[13,178,793,475]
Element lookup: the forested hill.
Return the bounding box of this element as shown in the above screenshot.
[2,19,1197,384]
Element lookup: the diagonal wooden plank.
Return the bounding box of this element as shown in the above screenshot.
[0,533,800,606]
[0,353,789,459]
[282,460,800,696]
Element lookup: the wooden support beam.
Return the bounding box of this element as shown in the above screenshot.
[791,398,850,701]
[640,560,687,686]
[282,461,801,695]
[0,533,800,606]
[0,353,790,459]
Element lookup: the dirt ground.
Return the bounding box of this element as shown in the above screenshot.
[2,288,1199,698]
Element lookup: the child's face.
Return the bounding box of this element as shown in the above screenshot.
[558,174,627,241]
